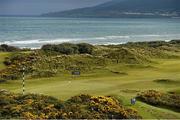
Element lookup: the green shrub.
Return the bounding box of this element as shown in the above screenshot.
[77,43,94,54]
[0,44,20,52]
[41,43,94,55]
[136,90,180,112]
[41,43,79,55]
[56,43,79,54]
[170,40,180,44]
[0,53,37,81]
[67,94,92,103]
[0,91,141,119]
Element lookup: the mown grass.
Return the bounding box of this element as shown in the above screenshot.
[0,52,180,119]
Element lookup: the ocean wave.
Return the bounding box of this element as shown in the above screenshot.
[103,42,127,45]
[1,34,180,48]
[0,38,80,45]
[93,35,130,40]
[134,34,161,37]
[0,35,130,46]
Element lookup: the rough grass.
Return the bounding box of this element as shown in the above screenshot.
[0,43,180,119]
[0,50,180,119]
[0,52,10,70]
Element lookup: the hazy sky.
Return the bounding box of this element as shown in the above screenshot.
[0,0,111,15]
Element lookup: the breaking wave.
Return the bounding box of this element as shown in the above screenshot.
[0,34,179,48]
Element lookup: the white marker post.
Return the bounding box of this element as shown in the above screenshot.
[22,67,25,95]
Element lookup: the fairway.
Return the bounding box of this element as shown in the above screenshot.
[0,51,180,119]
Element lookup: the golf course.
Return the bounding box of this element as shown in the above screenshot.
[0,41,180,119]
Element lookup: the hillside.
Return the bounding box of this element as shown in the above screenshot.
[0,40,180,119]
[42,0,180,18]
[1,40,180,82]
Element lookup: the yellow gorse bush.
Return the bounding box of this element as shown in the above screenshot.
[137,90,180,112]
[0,91,142,119]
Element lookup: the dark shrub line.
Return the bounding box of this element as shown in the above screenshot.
[41,43,94,55]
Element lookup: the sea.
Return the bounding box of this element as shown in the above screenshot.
[0,17,180,48]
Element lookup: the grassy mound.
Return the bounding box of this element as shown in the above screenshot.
[0,52,38,81]
[136,90,180,112]
[121,41,180,59]
[1,40,180,81]
[0,90,141,119]
[104,47,150,64]
[0,51,107,81]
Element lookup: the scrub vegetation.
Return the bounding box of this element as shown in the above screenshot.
[0,90,141,119]
[0,40,180,119]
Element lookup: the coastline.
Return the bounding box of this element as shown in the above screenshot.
[1,17,180,49]
[0,39,179,50]
[0,37,180,119]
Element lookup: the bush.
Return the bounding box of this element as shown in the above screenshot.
[66,94,142,119]
[77,43,94,54]
[41,43,79,55]
[0,53,37,81]
[41,43,94,55]
[0,91,141,119]
[170,40,180,44]
[58,43,79,54]
[136,90,180,112]
[0,44,20,52]
[67,94,92,103]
